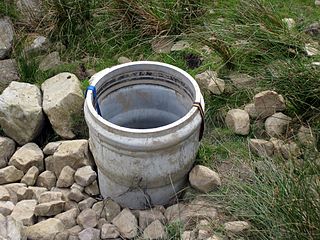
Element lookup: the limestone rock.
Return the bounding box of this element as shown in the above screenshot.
[56,166,75,188]
[55,208,79,229]
[84,180,100,196]
[112,208,138,239]
[244,103,258,119]
[189,165,221,193]
[78,227,100,240]
[46,140,93,177]
[9,143,44,173]
[143,220,167,240]
[195,70,225,95]
[35,200,65,217]
[74,166,97,187]
[24,35,49,54]
[77,209,98,228]
[21,166,39,186]
[0,18,14,59]
[225,109,250,135]
[25,218,65,240]
[228,72,255,89]
[151,37,174,53]
[16,0,43,25]
[43,141,63,155]
[36,170,56,190]
[39,51,61,71]
[3,183,27,204]
[265,112,292,137]
[101,223,120,239]
[78,197,97,211]
[28,186,47,202]
[0,59,20,93]
[68,188,86,203]
[16,187,34,201]
[10,199,36,226]
[171,40,190,51]
[224,221,250,233]
[253,90,286,118]
[117,56,132,64]
[0,81,44,145]
[0,215,26,240]
[39,191,63,203]
[249,139,274,157]
[41,73,84,139]
[0,137,15,168]
[0,166,24,184]
[280,142,301,159]
[0,201,14,216]
[297,126,316,147]
[139,208,166,230]
[0,186,10,201]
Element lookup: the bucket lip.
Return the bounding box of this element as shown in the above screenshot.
[85,61,204,134]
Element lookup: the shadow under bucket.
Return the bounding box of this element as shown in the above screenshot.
[84,61,204,209]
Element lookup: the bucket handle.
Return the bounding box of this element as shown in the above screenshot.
[193,102,205,141]
[85,86,102,116]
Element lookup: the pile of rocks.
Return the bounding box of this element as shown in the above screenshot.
[225,90,316,159]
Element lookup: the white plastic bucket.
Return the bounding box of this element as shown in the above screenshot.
[84,61,204,209]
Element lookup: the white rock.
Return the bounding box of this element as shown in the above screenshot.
[0,82,44,145]
[77,209,98,228]
[21,166,39,186]
[0,166,24,184]
[224,221,250,233]
[280,142,301,159]
[35,200,65,217]
[78,227,100,240]
[171,40,190,51]
[36,170,56,190]
[39,51,61,71]
[195,70,225,95]
[244,103,258,119]
[0,186,10,201]
[189,165,221,193]
[0,18,14,59]
[0,201,14,216]
[41,73,84,139]
[10,199,37,226]
[0,215,26,240]
[305,43,319,56]
[56,166,75,188]
[225,109,250,135]
[138,208,166,230]
[0,59,20,93]
[143,220,167,240]
[297,126,316,147]
[253,90,285,118]
[265,112,292,137]
[249,139,274,157]
[0,137,15,168]
[282,18,296,30]
[55,208,79,229]
[74,166,97,187]
[117,56,132,64]
[25,218,65,240]
[112,208,138,239]
[9,143,44,173]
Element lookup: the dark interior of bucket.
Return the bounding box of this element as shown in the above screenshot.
[96,71,195,129]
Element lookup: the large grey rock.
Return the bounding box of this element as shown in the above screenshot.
[0,18,14,60]
[21,166,39,186]
[0,82,44,145]
[265,112,292,137]
[0,215,26,240]
[10,199,37,226]
[189,165,221,193]
[0,137,15,168]
[138,208,166,230]
[74,166,97,187]
[77,209,98,228]
[36,170,56,190]
[0,59,20,93]
[45,140,93,177]
[41,73,84,139]
[35,200,65,217]
[55,208,79,229]
[195,70,225,95]
[0,166,24,184]
[143,220,167,240]
[9,143,44,173]
[112,208,138,239]
[16,0,43,25]
[0,201,14,216]
[39,52,61,71]
[25,218,65,240]
[56,166,75,188]
[78,227,100,240]
[253,90,286,118]
[225,109,250,135]
[249,139,274,157]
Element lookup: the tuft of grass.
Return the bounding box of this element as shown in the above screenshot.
[0,0,18,19]
[166,221,183,240]
[70,111,89,139]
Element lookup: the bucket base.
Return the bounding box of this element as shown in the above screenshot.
[98,170,187,209]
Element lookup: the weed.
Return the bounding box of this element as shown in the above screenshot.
[166,221,183,240]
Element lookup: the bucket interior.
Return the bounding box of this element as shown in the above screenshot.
[94,66,196,129]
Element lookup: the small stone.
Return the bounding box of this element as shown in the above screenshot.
[78,197,97,211]
[39,191,63,203]
[197,229,211,239]
[228,72,255,89]
[254,90,286,118]
[9,143,44,173]
[138,208,166,230]
[151,37,174,53]
[282,18,296,30]
[249,139,274,157]
[280,142,301,159]
[56,166,75,188]
[244,103,258,119]
[74,166,97,187]
[84,180,100,196]
[43,141,63,155]
[225,109,250,135]
[10,199,37,226]
[117,56,132,64]
[265,112,292,137]
[112,208,138,239]
[189,165,221,193]
[21,166,39,186]
[39,51,61,71]
[77,209,98,228]
[171,40,190,51]
[143,220,167,240]
[68,188,86,202]
[0,186,10,201]
[24,35,49,54]
[195,70,225,95]
[104,198,121,222]
[0,59,20,93]
[0,201,14,216]
[35,200,65,216]
[305,43,320,56]
[297,126,316,147]
[0,18,14,60]
[36,170,56,190]
[78,227,100,240]
[101,223,120,239]
[0,166,24,184]
[25,218,65,240]
[224,221,250,233]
